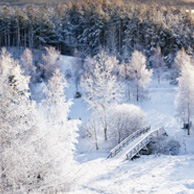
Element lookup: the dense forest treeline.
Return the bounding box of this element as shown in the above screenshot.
[1,0,194,7]
[0,0,193,66]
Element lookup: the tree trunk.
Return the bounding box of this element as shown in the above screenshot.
[102,110,108,141]
[136,83,139,101]
[8,28,10,47]
[17,22,20,48]
[118,131,121,144]
[158,70,160,84]
[104,126,107,141]
[94,127,99,150]
[188,103,190,135]
[127,83,130,101]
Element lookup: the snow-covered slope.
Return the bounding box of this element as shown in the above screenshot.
[59,56,194,194]
[71,154,194,194]
[70,80,194,194]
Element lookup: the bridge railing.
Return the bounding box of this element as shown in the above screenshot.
[107,126,151,158]
[126,127,167,160]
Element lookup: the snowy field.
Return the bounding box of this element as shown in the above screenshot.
[59,57,194,194]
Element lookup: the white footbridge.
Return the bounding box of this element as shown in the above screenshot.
[108,127,167,160]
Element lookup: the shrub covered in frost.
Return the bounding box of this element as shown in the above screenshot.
[81,104,148,150]
[107,104,148,147]
[150,138,180,155]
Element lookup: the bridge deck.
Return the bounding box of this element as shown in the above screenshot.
[108,127,167,160]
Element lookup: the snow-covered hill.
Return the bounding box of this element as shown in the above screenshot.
[71,154,194,194]
[58,55,194,194]
[71,82,194,194]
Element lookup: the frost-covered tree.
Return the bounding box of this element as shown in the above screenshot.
[21,48,33,75]
[0,48,41,193]
[108,104,148,145]
[83,103,148,150]
[39,68,79,192]
[119,60,134,101]
[71,54,83,97]
[174,47,191,78]
[40,47,63,80]
[152,46,165,84]
[0,48,79,193]
[21,48,37,82]
[81,112,100,150]
[0,1,193,61]
[175,60,194,136]
[129,50,152,101]
[81,51,123,141]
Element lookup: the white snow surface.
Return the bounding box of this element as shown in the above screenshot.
[59,56,194,194]
[71,155,194,194]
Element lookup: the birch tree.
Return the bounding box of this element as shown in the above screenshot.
[152,46,165,84]
[129,50,152,101]
[40,47,63,80]
[119,60,133,101]
[81,51,123,141]
[21,48,37,83]
[173,48,191,77]
[175,59,194,135]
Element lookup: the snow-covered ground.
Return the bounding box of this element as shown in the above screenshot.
[70,154,194,194]
[59,56,194,194]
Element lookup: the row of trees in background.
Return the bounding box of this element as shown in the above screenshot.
[0,48,79,193]
[0,0,193,66]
